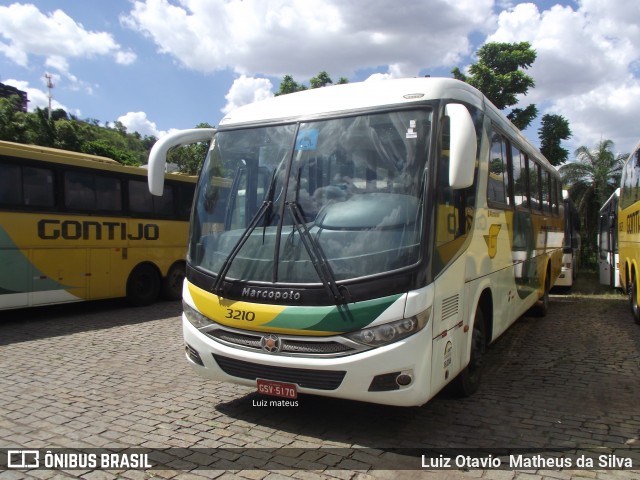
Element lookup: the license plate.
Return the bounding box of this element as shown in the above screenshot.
[256,379,298,399]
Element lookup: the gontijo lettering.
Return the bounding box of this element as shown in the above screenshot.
[37,219,159,240]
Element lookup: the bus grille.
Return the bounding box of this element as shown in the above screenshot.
[207,329,357,357]
[212,354,346,390]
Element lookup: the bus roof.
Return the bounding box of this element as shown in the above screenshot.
[219,77,485,126]
[0,140,195,182]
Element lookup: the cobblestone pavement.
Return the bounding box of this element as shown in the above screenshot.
[0,273,639,480]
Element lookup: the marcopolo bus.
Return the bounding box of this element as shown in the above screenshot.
[148,78,563,406]
[0,141,195,309]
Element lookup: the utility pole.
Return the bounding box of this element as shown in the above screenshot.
[44,73,54,119]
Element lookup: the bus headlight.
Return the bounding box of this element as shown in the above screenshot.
[183,301,214,329]
[344,307,431,347]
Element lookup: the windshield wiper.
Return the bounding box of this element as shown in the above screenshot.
[213,167,280,296]
[212,199,272,295]
[285,201,350,305]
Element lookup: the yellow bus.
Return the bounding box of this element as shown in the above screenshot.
[148,78,563,406]
[619,143,640,322]
[0,140,196,309]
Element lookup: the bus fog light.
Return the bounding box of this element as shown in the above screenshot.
[396,373,412,386]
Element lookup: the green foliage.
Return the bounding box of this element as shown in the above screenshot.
[275,75,308,96]
[167,122,213,175]
[276,71,348,96]
[538,114,572,166]
[453,42,537,129]
[0,96,28,142]
[0,94,165,168]
[81,140,137,165]
[560,139,626,257]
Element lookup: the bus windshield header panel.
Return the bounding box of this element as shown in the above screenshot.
[189,109,432,299]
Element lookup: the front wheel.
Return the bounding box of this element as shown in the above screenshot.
[450,308,486,397]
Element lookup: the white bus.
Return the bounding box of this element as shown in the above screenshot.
[148,78,563,407]
[598,188,620,288]
[555,190,581,288]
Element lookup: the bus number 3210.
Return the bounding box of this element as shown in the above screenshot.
[225,309,256,321]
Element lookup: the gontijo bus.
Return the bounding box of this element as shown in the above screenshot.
[148,77,563,406]
[0,140,196,310]
[619,141,640,322]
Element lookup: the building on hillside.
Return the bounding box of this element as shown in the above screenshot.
[0,83,28,112]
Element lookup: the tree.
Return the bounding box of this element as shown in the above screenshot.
[560,139,626,264]
[452,42,538,130]
[0,95,28,142]
[276,71,348,96]
[25,107,56,147]
[538,114,572,166]
[167,122,214,175]
[275,75,307,96]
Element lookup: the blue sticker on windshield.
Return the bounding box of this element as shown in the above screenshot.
[295,129,318,151]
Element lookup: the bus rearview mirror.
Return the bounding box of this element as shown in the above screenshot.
[446,103,476,190]
[148,128,216,196]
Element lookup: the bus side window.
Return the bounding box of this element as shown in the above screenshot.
[488,132,511,207]
[0,163,22,205]
[65,171,96,210]
[23,166,54,207]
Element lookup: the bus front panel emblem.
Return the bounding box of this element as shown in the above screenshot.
[260,334,282,354]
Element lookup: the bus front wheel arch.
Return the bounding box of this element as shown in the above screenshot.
[126,263,161,307]
[449,306,486,397]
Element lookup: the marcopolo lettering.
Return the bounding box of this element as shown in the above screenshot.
[241,287,302,301]
[38,219,159,241]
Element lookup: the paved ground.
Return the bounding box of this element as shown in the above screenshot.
[0,272,639,479]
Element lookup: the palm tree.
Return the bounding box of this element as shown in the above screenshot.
[559,139,626,267]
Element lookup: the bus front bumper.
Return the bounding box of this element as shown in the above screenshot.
[181,316,434,407]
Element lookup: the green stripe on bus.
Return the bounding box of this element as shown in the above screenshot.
[264,294,403,333]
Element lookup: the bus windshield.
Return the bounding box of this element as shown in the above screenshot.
[189,109,432,286]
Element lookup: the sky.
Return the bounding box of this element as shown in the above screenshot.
[1,0,639,158]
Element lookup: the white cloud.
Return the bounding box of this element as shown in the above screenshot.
[122,0,495,79]
[485,1,640,154]
[0,3,136,74]
[222,75,274,114]
[117,111,165,137]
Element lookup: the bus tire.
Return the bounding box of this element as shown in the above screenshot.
[629,272,640,324]
[532,267,550,317]
[163,262,185,300]
[126,264,161,307]
[450,308,486,397]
